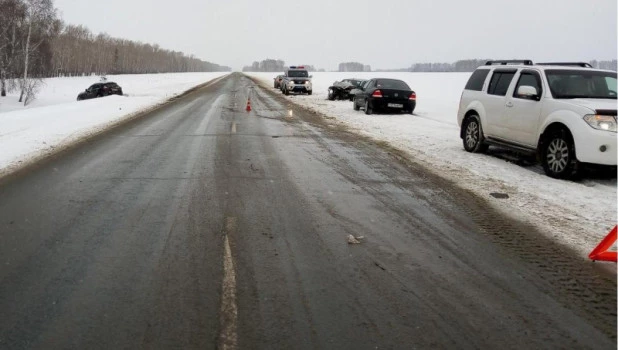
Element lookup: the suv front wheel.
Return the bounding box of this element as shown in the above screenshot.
[463,115,488,153]
[541,128,578,179]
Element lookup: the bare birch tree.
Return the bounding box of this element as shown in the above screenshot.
[19,0,56,104]
[0,0,27,97]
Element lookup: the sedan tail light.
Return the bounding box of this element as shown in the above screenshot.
[409,92,416,101]
[372,90,383,98]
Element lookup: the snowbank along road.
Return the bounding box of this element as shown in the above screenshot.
[0,72,228,178]
[0,73,615,349]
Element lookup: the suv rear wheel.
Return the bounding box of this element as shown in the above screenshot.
[541,128,579,179]
[463,115,488,153]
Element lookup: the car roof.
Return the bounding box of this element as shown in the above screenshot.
[478,63,613,73]
[372,78,406,82]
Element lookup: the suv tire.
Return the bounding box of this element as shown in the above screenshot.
[541,128,579,179]
[463,115,488,153]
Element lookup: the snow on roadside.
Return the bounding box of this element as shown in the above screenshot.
[247,72,617,258]
[0,72,228,176]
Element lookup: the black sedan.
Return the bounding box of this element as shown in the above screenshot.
[327,78,367,101]
[77,82,123,101]
[353,78,416,115]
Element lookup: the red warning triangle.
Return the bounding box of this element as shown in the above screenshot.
[589,225,617,262]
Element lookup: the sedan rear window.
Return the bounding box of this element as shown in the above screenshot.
[375,79,410,90]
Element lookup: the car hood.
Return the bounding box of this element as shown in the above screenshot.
[560,98,617,114]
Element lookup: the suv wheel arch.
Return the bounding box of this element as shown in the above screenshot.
[538,123,580,179]
[461,110,481,139]
[462,113,489,153]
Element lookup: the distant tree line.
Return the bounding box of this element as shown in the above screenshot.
[0,0,230,105]
[590,60,617,71]
[407,59,617,72]
[242,59,285,72]
[408,59,490,72]
[338,62,371,72]
[242,59,317,72]
[51,25,231,77]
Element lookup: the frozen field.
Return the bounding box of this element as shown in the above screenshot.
[248,72,617,258]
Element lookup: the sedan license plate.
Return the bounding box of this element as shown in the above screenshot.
[387,103,403,108]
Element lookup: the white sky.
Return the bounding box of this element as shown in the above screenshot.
[54,0,617,71]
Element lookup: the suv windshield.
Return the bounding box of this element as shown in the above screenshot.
[287,70,308,78]
[546,70,617,99]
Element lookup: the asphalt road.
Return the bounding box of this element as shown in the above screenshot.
[0,73,615,349]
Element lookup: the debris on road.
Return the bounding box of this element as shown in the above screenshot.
[347,235,364,244]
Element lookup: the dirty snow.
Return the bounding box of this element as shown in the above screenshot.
[247,72,617,258]
[0,72,228,177]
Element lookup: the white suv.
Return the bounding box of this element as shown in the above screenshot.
[457,60,617,179]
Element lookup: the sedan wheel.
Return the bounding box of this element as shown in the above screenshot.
[364,100,372,115]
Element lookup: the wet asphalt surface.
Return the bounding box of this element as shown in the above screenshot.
[0,73,615,349]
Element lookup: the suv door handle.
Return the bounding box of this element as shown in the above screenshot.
[506,102,514,108]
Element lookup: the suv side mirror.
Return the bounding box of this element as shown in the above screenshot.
[517,85,539,99]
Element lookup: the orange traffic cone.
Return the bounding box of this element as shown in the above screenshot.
[589,225,617,262]
[246,98,252,112]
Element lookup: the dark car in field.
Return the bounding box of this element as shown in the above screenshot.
[353,78,416,115]
[273,75,285,89]
[77,82,123,101]
[328,78,367,101]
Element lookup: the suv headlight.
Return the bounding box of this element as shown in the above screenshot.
[305,81,311,85]
[583,114,617,132]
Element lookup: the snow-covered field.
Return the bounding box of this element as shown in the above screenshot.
[0,72,228,176]
[248,72,617,258]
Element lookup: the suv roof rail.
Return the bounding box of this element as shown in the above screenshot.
[485,60,533,66]
[536,62,593,68]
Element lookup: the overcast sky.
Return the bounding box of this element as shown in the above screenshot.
[54,0,617,71]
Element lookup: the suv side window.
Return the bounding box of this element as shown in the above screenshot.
[514,70,542,99]
[487,70,516,96]
[465,69,490,91]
